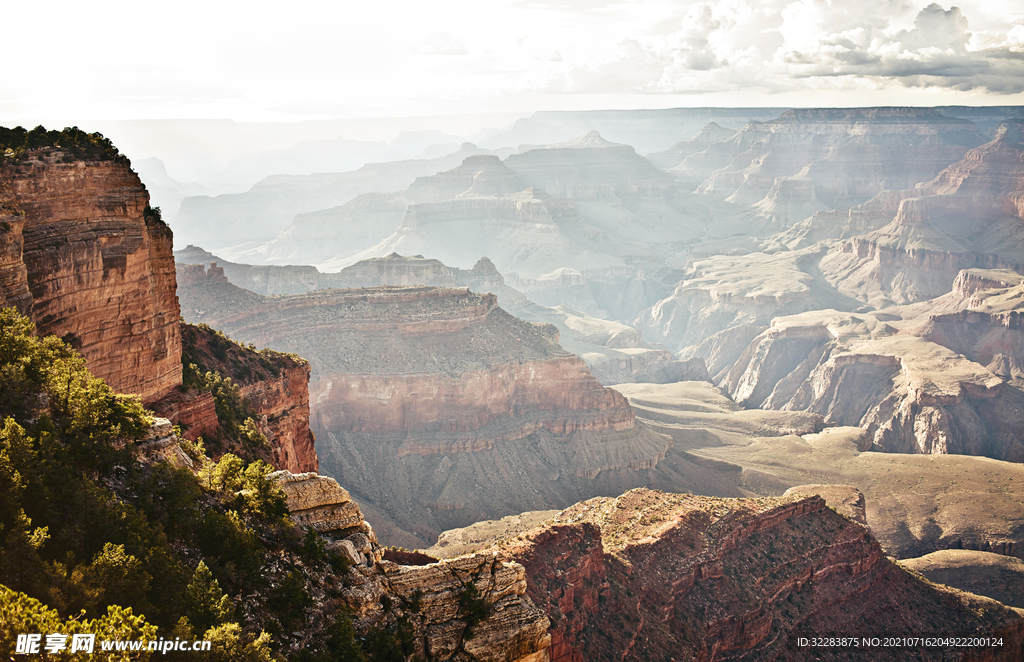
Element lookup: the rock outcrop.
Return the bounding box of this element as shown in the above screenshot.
[1,149,182,404]
[721,307,1024,461]
[481,488,1024,661]
[272,470,551,662]
[157,321,319,473]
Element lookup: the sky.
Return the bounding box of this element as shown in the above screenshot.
[4,0,1024,124]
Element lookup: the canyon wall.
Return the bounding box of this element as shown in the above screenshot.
[718,274,1024,462]
[819,135,1024,307]
[1,149,181,404]
[1,146,318,475]
[176,276,684,545]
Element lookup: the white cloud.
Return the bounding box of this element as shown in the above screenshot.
[2,0,1024,122]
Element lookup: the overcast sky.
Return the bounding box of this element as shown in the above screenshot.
[4,0,1024,124]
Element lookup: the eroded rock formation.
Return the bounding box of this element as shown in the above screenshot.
[176,277,678,543]
[819,135,1024,306]
[0,149,182,404]
[272,470,551,662]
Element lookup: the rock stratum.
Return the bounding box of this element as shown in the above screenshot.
[0,142,318,475]
[717,269,1024,462]
[818,134,1024,307]
[0,148,181,404]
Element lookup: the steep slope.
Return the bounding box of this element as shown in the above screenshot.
[819,135,1024,306]
[1,147,181,404]
[488,488,1024,661]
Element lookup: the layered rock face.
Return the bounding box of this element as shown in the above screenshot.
[690,108,986,227]
[487,488,1024,661]
[819,135,1024,307]
[631,246,860,375]
[0,149,181,404]
[176,277,673,544]
[0,179,30,313]
[271,470,551,662]
[720,288,1024,461]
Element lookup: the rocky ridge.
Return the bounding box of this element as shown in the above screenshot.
[619,383,1024,560]
[480,487,1024,661]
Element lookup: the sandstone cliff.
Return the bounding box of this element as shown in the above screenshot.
[1,148,182,404]
[478,488,1024,661]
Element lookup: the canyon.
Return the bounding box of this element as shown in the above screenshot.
[174,271,688,545]
[8,109,1024,660]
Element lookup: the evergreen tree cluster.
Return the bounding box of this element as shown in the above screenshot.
[0,126,128,165]
[0,308,398,660]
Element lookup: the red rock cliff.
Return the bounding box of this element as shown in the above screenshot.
[497,488,1024,662]
[1,149,181,404]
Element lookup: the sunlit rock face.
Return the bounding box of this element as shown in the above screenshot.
[819,135,1024,307]
[1,149,182,404]
[718,272,1024,462]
